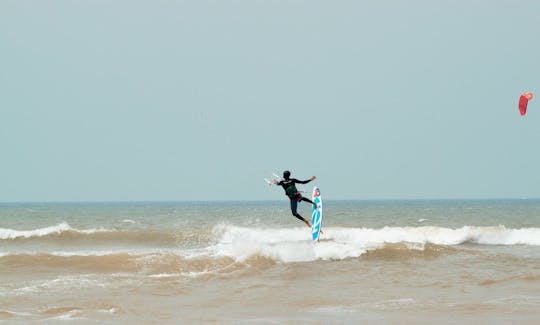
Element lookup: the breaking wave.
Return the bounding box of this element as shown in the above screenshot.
[208,225,540,262]
[1,224,539,268]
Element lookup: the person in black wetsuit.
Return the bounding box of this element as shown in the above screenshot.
[277,170,317,228]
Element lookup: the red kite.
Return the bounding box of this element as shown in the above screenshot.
[519,92,534,116]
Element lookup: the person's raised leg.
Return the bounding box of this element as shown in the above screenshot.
[290,199,311,228]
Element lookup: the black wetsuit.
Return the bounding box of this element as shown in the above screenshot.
[277,178,316,221]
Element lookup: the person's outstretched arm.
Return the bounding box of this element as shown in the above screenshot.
[295,176,316,184]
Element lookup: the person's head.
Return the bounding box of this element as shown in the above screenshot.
[283,170,291,180]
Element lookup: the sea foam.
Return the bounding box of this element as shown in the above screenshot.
[209,225,540,262]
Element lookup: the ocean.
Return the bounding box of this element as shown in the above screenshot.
[1,200,539,324]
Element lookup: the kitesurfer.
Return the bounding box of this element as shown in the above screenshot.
[277,170,317,228]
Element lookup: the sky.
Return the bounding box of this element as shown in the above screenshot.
[1,1,540,202]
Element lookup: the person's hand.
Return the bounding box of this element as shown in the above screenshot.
[311,176,316,181]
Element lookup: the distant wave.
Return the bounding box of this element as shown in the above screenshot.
[0,222,209,245]
[0,222,109,240]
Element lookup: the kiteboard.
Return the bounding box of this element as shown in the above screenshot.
[311,186,323,242]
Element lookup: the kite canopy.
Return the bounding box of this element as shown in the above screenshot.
[519,92,534,116]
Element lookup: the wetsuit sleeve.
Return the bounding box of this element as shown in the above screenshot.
[292,178,312,185]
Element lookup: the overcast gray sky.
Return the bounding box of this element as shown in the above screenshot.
[1,1,540,202]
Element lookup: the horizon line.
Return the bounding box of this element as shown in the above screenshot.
[1,197,540,204]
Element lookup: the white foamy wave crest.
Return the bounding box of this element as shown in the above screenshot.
[208,225,540,263]
[0,222,111,240]
[331,225,540,246]
[209,225,365,263]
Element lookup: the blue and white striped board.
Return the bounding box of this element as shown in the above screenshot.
[311,187,323,242]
